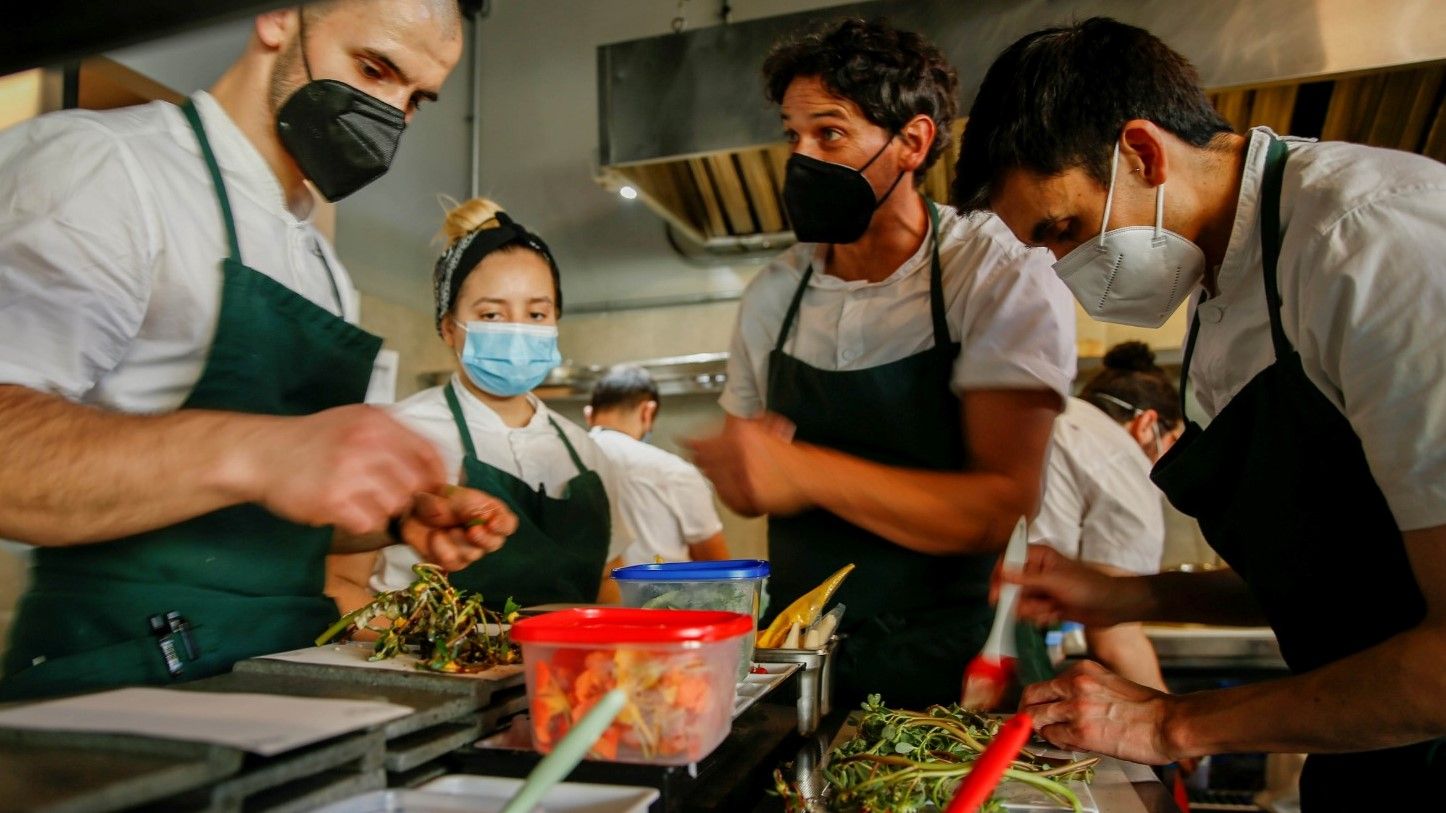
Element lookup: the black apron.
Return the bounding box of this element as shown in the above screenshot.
[1,100,381,701]
[440,382,612,609]
[1151,137,1444,807]
[764,199,1051,710]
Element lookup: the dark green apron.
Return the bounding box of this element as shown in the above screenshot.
[1152,137,1444,808]
[763,199,1051,710]
[0,100,381,702]
[440,382,611,609]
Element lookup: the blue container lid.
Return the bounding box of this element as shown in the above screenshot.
[612,559,771,581]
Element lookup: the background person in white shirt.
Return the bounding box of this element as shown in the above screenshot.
[688,19,1077,709]
[0,0,512,702]
[584,365,729,565]
[331,198,634,612]
[953,17,1446,807]
[1032,342,1183,692]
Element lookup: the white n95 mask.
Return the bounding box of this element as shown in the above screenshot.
[1052,141,1206,328]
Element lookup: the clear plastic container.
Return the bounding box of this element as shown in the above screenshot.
[611,559,770,681]
[510,608,752,765]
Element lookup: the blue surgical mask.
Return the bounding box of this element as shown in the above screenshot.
[455,321,561,397]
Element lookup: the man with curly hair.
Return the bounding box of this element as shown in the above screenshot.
[690,18,1076,707]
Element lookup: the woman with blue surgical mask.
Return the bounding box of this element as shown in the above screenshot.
[332,198,632,613]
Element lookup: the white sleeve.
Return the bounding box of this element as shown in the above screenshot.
[664,465,726,545]
[1074,461,1165,575]
[1298,187,1446,531]
[0,119,157,399]
[719,293,764,418]
[952,245,1077,400]
[1030,442,1085,561]
[595,449,638,562]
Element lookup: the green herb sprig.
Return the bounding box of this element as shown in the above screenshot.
[316,563,521,673]
[800,695,1098,812]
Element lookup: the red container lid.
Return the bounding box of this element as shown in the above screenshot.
[510,608,753,645]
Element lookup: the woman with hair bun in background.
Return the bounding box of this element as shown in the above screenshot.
[1026,341,1184,690]
[329,198,633,614]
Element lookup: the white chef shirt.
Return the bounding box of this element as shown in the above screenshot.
[371,376,635,592]
[588,427,726,565]
[1031,398,1164,575]
[0,92,364,413]
[720,204,1076,417]
[1188,127,1446,531]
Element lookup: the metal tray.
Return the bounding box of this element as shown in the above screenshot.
[753,636,839,735]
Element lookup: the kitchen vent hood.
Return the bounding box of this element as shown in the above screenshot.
[596,0,1446,247]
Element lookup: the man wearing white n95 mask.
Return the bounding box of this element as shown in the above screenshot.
[953,16,1446,809]
[585,365,729,566]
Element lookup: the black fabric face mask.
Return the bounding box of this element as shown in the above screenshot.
[782,136,906,244]
[274,19,406,201]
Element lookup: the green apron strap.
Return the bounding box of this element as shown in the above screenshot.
[774,266,814,354]
[443,381,481,459]
[547,416,589,475]
[1178,305,1203,418]
[1177,137,1290,419]
[445,381,588,477]
[923,198,950,347]
[179,100,243,265]
[1258,137,1292,359]
[774,195,947,354]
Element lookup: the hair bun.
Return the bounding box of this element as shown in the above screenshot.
[440,197,506,246]
[1102,340,1159,373]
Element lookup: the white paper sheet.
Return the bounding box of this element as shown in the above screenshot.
[0,687,413,756]
[259,642,525,681]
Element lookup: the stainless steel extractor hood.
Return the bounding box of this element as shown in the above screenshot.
[596,0,1446,246]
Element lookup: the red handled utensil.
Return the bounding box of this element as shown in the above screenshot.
[943,712,1035,813]
[962,516,1029,710]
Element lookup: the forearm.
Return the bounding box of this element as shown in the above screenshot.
[325,552,380,615]
[1139,569,1266,626]
[1085,624,1167,692]
[331,527,395,554]
[0,385,268,545]
[597,557,624,604]
[789,442,1029,555]
[1168,621,1446,756]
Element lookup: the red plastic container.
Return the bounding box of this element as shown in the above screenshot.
[510,608,753,765]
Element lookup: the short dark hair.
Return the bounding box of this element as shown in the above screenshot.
[763,18,959,174]
[1080,342,1183,429]
[952,17,1232,211]
[589,365,659,414]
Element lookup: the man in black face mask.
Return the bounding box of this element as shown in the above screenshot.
[689,19,1077,708]
[0,0,519,701]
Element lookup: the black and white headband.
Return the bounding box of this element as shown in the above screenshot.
[432,211,558,334]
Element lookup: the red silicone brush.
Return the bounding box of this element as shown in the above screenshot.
[944,712,1035,813]
[962,516,1029,710]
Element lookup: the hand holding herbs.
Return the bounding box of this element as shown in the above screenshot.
[401,486,519,572]
[316,563,521,673]
[777,695,1097,813]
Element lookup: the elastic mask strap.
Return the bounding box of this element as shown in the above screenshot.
[857,134,895,173]
[861,134,908,209]
[1153,179,1166,241]
[296,7,315,81]
[1097,141,1121,248]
